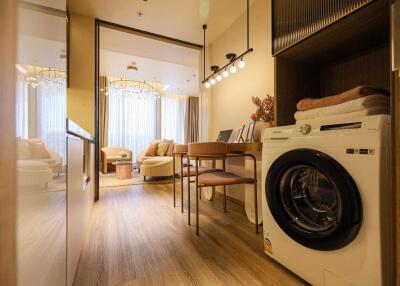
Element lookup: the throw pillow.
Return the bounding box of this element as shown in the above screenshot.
[163,139,174,156]
[156,142,170,156]
[145,142,159,156]
[29,141,51,159]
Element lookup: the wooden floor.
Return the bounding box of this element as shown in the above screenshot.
[73,182,306,286]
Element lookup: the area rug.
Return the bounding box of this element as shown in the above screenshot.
[100,171,173,188]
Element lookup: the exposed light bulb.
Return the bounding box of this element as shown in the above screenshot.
[238,59,246,69]
[162,84,170,91]
[210,78,216,85]
[216,74,223,81]
[230,65,237,74]
[205,81,211,88]
[223,70,229,78]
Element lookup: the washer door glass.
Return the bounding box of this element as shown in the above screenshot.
[266,149,362,251]
[280,165,341,233]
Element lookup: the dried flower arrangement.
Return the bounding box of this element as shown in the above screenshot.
[251,95,274,122]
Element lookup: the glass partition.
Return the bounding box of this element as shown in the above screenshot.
[16,1,67,285]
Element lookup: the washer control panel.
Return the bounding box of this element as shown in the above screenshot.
[299,124,312,135]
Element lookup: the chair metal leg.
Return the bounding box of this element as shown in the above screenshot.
[180,154,184,213]
[254,157,258,234]
[222,160,227,212]
[223,186,227,212]
[173,154,176,208]
[199,187,202,200]
[196,157,199,235]
[187,158,191,225]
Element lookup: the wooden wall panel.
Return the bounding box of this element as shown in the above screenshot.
[274,57,319,126]
[0,0,17,285]
[67,136,95,286]
[320,45,391,97]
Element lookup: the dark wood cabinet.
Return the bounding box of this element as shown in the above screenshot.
[272,0,391,126]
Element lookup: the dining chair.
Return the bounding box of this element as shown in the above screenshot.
[173,144,221,225]
[188,142,258,235]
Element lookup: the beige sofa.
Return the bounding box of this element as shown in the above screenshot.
[101,147,132,174]
[136,148,182,179]
[17,138,63,188]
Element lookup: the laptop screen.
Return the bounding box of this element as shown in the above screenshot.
[216,129,233,143]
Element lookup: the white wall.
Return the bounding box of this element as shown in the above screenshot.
[209,0,274,141]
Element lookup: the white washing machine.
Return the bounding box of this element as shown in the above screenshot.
[261,115,392,286]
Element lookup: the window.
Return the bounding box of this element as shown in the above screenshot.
[106,80,189,162]
[161,93,187,144]
[15,70,67,163]
[16,78,28,138]
[36,81,67,162]
[107,84,157,162]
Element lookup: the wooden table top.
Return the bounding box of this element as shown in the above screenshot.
[227,142,262,153]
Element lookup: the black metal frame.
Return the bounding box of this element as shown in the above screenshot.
[94,19,203,201]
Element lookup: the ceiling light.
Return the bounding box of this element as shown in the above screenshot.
[163,84,170,91]
[238,58,246,69]
[205,82,211,88]
[127,62,138,71]
[201,0,253,88]
[15,64,27,74]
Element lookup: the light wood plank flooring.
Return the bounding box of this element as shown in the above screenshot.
[73,182,307,286]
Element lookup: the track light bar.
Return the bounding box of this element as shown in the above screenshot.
[201,48,253,84]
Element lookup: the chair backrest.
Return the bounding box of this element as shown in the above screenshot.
[188,142,227,157]
[173,144,188,154]
[101,147,132,158]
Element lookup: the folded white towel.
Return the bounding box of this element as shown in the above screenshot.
[294,94,389,121]
[296,107,390,122]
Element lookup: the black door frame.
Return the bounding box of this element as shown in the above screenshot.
[94,19,203,201]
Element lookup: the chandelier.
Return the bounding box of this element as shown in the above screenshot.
[20,66,66,89]
[108,78,160,99]
[202,0,253,88]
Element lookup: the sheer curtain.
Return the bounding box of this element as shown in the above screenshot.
[36,80,67,163]
[16,78,28,138]
[107,85,157,162]
[161,93,187,144]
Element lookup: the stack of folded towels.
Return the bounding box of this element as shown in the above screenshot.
[294,85,390,121]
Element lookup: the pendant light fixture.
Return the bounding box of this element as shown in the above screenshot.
[202,0,253,88]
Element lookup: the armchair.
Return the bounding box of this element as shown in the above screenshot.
[101,147,132,174]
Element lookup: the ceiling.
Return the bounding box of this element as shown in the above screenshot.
[67,0,255,45]
[100,27,200,96]
[101,50,199,96]
[101,27,199,68]
[17,4,66,69]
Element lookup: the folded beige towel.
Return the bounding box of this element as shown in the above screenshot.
[297,85,389,111]
[296,107,390,122]
[294,94,389,121]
